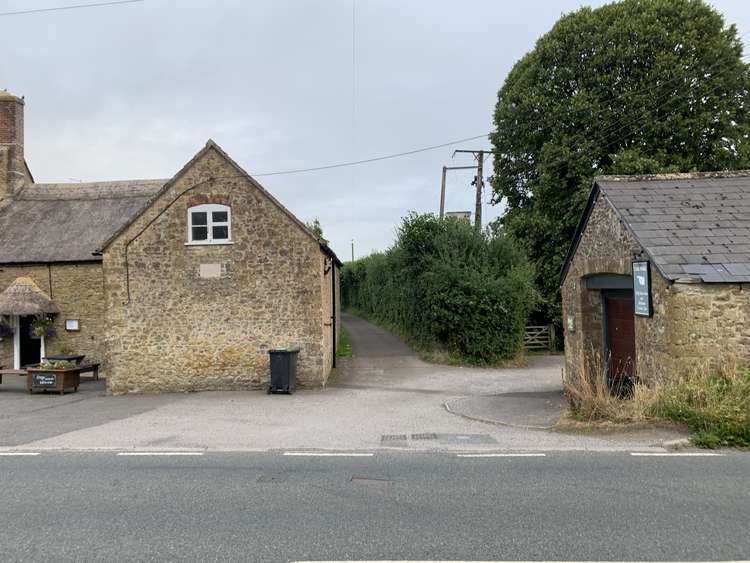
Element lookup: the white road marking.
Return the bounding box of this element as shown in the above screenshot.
[630,452,723,457]
[0,452,40,456]
[283,452,375,457]
[457,453,546,458]
[117,452,205,456]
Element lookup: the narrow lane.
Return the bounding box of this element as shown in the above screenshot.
[341,312,417,359]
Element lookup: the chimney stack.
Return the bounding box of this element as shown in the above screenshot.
[0,90,26,202]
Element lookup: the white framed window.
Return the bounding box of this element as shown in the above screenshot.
[187,204,232,245]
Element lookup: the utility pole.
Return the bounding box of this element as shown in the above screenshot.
[453,149,496,230]
[474,152,484,230]
[440,166,446,219]
[439,165,478,219]
[351,239,354,262]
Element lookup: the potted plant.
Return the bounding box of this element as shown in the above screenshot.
[29,315,56,339]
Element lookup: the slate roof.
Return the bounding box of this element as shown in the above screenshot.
[0,179,167,263]
[561,172,750,284]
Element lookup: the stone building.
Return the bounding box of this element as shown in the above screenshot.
[560,173,750,391]
[0,91,341,393]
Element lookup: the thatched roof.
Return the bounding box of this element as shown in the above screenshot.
[0,277,59,315]
[0,180,166,263]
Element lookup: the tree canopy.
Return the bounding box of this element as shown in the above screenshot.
[490,0,750,323]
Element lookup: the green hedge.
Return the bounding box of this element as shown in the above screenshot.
[342,214,536,364]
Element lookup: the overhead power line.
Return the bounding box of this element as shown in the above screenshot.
[0,0,143,16]
[252,133,489,177]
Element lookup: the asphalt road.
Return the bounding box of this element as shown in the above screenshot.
[1,451,748,562]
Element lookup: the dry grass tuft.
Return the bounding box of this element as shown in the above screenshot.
[564,347,749,448]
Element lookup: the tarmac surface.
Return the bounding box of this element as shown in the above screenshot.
[446,389,569,428]
[1,450,748,562]
[0,313,687,452]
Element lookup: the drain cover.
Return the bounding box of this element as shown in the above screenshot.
[380,434,408,442]
[411,433,438,440]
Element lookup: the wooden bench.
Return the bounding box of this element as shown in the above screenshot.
[0,368,28,385]
[78,363,100,381]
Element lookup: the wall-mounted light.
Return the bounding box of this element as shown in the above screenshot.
[65,319,80,332]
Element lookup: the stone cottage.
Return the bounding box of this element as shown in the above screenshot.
[560,172,750,391]
[0,91,341,393]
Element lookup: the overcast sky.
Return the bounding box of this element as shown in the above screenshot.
[3,0,750,260]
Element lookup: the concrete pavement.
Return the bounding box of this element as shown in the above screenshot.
[1,313,687,452]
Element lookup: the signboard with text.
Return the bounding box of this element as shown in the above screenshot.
[632,261,652,317]
[31,373,57,388]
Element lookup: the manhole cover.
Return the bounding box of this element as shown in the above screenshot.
[380,434,407,442]
[411,433,438,440]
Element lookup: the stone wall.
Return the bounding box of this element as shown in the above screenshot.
[663,283,750,373]
[0,263,106,369]
[562,193,750,385]
[103,145,335,394]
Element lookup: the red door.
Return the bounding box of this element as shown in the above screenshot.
[604,292,636,396]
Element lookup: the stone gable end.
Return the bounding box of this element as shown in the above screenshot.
[102,146,329,394]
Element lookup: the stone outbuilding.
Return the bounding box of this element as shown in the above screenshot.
[560,172,750,391]
[0,91,341,393]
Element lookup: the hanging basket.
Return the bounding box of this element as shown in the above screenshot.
[29,316,56,339]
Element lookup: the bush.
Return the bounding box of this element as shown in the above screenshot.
[341,213,536,364]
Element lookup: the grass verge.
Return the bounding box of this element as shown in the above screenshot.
[337,325,353,358]
[564,350,750,448]
[648,368,750,448]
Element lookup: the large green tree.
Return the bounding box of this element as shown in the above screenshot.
[490,0,750,324]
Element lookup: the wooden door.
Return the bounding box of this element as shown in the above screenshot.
[604,292,636,397]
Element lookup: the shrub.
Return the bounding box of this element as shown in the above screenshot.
[341,213,536,364]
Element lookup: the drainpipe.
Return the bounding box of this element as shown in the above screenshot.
[331,263,336,368]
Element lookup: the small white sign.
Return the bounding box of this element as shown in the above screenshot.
[633,261,652,317]
[65,319,80,331]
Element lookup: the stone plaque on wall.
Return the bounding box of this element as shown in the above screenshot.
[199,263,222,279]
[632,261,652,317]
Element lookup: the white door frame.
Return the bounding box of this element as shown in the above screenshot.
[12,315,19,370]
[12,315,44,369]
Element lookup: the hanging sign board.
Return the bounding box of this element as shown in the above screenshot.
[632,261,652,317]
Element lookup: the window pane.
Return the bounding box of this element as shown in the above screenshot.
[212,225,229,240]
[191,211,208,225]
[192,226,208,241]
[212,211,228,223]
